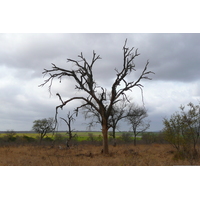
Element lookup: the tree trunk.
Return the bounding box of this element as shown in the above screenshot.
[133,128,137,146]
[134,131,137,146]
[40,135,42,144]
[134,136,136,146]
[102,124,109,154]
[66,139,70,148]
[40,132,45,144]
[112,126,117,147]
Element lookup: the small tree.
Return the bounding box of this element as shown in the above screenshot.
[60,112,77,148]
[181,102,200,153]
[126,104,150,146]
[109,101,129,146]
[5,129,17,142]
[40,39,154,154]
[163,112,183,151]
[163,102,200,158]
[32,118,55,142]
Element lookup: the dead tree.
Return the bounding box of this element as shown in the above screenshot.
[39,39,154,154]
[60,112,76,148]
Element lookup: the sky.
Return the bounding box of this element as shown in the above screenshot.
[1,33,200,132]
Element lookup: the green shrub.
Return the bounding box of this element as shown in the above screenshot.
[22,135,35,142]
[121,133,133,142]
[96,135,103,142]
[43,136,54,142]
[54,133,65,141]
[7,135,17,142]
[71,134,78,141]
[141,132,167,144]
[87,133,95,141]
[4,130,17,142]
[141,132,155,144]
[75,136,87,142]
[154,132,166,143]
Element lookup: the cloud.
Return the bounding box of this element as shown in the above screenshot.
[1,33,200,131]
[136,33,200,82]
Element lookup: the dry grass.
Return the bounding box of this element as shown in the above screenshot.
[1,143,200,166]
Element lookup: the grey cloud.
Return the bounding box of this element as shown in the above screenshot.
[2,33,200,83]
[1,33,200,131]
[137,33,200,82]
[0,33,147,84]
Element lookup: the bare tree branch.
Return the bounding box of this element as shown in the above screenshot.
[60,112,76,148]
[107,41,154,116]
[40,39,154,154]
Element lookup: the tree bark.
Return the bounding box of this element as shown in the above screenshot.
[134,136,136,146]
[133,131,137,146]
[102,123,109,154]
[112,126,117,147]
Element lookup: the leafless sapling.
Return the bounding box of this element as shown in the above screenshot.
[60,112,77,148]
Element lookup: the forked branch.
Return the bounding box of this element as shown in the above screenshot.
[40,39,154,154]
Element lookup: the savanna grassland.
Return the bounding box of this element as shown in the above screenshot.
[1,132,200,166]
[1,143,200,166]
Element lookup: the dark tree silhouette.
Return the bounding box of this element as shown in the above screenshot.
[126,104,150,146]
[32,118,55,143]
[60,112,76,148]
[40,39,154,154]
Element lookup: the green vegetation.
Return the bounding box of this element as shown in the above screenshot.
[163,102,200,162]
[0,130,159,145]
[32,118,55,142]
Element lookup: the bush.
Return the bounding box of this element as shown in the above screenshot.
[163,102,200,161]
[4,130,17,142]
[96,135,103,142]
[141,132,156,144]
[154,132,166,143]
[87,133,95,141]
[121,133,133,142]
[54,133,65,141]
[22,135,35,142]
[43,136,54,142]
[141,132,166,144]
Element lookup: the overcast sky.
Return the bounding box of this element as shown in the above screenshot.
[1,33,200,132]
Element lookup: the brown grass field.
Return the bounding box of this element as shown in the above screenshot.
[1,143,200,166]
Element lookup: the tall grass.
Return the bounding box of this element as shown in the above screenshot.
[0,143,200,166]
[1,131,200,165]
